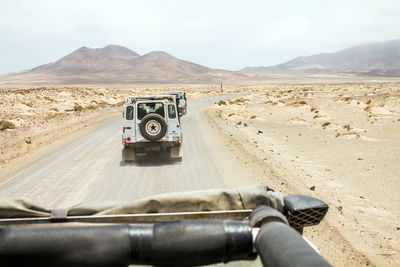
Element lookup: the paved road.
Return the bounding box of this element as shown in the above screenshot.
[0,95,256,209]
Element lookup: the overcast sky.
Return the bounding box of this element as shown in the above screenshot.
[0,0,399,74]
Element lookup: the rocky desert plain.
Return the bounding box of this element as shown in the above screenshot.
[208,81,400,266]
[0,81,399,266]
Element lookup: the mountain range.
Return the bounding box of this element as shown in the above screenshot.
[242,39,400,76]
[1,39,400,84]
[3,45,251,84]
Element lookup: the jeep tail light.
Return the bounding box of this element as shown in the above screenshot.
[127,137,131,141]
[177,124,180,128]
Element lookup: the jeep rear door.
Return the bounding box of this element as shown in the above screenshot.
[167,103,180,139]
[123,104,135,143]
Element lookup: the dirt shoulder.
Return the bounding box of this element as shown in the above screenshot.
[206,82,400,266]
[0,86,135,180]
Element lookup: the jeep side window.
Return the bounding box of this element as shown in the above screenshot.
[137,102,165,120]
[168,104,176,119]
[126,106,134,120]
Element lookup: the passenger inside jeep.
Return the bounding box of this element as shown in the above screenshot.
[137,102,165,120]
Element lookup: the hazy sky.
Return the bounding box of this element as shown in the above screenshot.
[0,0,399,73]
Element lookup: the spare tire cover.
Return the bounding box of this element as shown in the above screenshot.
[139,113,168,141]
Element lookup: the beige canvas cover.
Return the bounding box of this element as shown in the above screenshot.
[0,185,283,219]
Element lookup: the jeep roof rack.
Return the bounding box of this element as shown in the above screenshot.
[166,91,185,95]
[125,95,176,104]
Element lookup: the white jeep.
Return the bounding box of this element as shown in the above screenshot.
[122,95,183,161]
[166,91,187,116]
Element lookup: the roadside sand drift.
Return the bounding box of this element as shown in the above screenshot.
[210,82,400,266]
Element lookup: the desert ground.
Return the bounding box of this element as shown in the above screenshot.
[0,82,399,266]
[209,82,400,266]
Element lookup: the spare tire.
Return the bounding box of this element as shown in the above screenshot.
[139,113,168,141]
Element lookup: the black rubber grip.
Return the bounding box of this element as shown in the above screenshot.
[0,224,133,267]
[149,220,255,266]
[0,220,255,267]
[255,221,331,267]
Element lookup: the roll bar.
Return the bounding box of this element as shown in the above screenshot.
[125,95,176,104]
[0,207,331,267]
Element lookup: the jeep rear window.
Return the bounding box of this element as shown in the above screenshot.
[126,106,134,120]
[137,102,164,120]
[168,104,176,119]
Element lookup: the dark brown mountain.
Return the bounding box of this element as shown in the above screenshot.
[242,39,400,76]
[3,45,250,83]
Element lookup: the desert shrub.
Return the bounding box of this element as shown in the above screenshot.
[95,101,110,108]
[286,101,307,107]
[94,91,105,96]
[44,96,57,103]
[364,106,372,112]
[14,90,26,95]
[43,113,62,120]
[228,98,249,105]
[0,120,16,131]
[22,102,33,107]
[343,124,351,131]
[84,105,96,110]
[74,104,83,111]
[264,100,278,105]
[111,101,124,107]
[289,117,306,122]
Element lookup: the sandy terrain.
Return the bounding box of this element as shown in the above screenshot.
[0,87,133,167]
[209,82,400,266]
[1,82,399,266]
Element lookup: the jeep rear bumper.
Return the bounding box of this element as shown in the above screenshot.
[125,141,181,152]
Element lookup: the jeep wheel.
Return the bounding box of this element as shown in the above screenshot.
[139,114,168,141]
